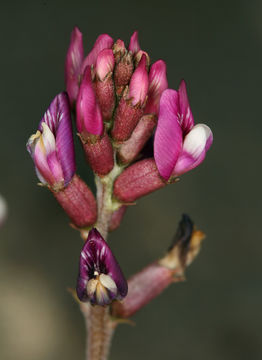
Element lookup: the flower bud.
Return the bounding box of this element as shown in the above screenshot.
[112,39,126,62]
[94,49,115,120]
[111,55,149,142]
[52,175,97,228]
[113,158,166,203]
[144,60,168,116]
[76,66,103,137]
[118,115,156,164]
[128,54,149,106]
[77,228,128,305]
[27,92,76,191]
[81,34,114,73]
[65,27,84,106]
[113,52,134,96]
[128,31,140,54]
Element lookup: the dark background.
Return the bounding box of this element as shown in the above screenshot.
[0,0,261,359]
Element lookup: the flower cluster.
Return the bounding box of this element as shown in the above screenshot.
[27,28,213,307]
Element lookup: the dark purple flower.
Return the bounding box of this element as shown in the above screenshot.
[77,228,128,306]
[27,92,76,190]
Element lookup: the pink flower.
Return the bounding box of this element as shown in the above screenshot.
[154,80,213,181]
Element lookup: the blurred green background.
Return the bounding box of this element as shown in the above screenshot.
[0,0,261,359]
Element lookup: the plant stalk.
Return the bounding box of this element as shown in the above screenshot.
[82,162,123,360]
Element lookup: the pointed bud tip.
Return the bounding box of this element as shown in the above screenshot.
[76,66,103,136]
[129,30,140,53]
[77,228,128,305]
[96,48,115,81]
[129,54,149,106]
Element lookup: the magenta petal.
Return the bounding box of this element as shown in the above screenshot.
[128,31,140,54]
[77,228,128,304]
[154,89,183,180]
[178,79,194,134]
[65,27,84,105]
[46,151,64,183]
[95,48,115,81]
[76,66,103,136]
[40,93,76,186]
[33,139,55,185]
[81,34,114,72]
[129,54,149,105]
[173,124,213,176]
[144,60,168,115]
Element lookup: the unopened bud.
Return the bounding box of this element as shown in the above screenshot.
[77,228,128,305]
[114,52,134,96]
[94,49,115,120]
[76,66,103,136]
[128,31,140,54]
[113,39,126,62]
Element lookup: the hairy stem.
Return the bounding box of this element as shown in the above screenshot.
[80,304,116,360]
[83,161,123,360]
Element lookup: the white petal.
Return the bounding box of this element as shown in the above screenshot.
[99,274,117,293]
[41,122,56,155]
[183,124,212,158]
[86,279,98,297]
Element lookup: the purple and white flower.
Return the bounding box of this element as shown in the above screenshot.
[27,92,75,190]
[77,228,128,305]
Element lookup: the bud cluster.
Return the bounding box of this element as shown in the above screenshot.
[26,28,213,309]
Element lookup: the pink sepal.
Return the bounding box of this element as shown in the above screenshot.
[80,133,114,176]
[118,115,156,164]
[113,158,166,203]
[52,174,97,228]
[111,96,144,142]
